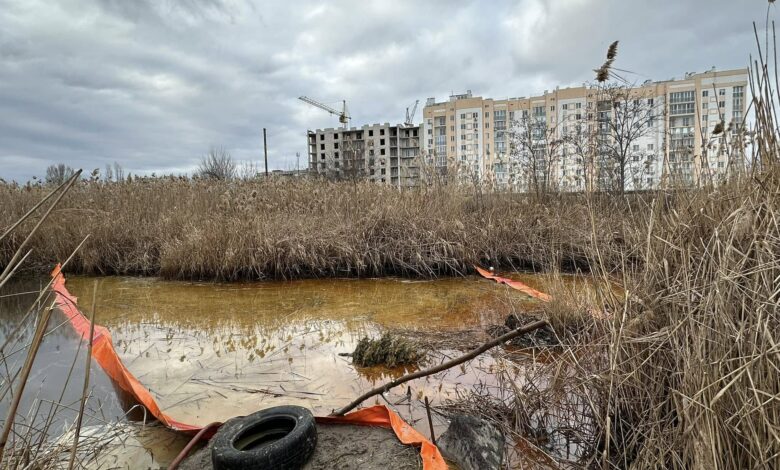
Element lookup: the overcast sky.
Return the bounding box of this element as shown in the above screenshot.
[0,0,771,182]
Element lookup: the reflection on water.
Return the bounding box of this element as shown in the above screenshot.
[1,272,595,468]
[63,275,531,427]
[0,279,127,451]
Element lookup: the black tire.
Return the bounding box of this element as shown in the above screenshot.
[211,405,317,470]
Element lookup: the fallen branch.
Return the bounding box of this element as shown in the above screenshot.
[332,319,548,416]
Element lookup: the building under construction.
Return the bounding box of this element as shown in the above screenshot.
[307,123,421,188]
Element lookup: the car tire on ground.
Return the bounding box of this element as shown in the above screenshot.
[211,405,317,470]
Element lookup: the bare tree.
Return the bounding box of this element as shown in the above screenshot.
[508,111,561,197]
[197,147,236,180]
[593,84,660,193]
[45,163,76,186]
[340,133,368,182]
[113,162,125,182]
[238,160,262,180]
[560,112,599,193]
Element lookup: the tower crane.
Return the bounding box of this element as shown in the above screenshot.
[405,100,419,126]
[299,96,351,128]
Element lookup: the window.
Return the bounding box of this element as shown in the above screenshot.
[702,90,709,97]
[576,102,582,109]
[670,91,695,103]
[380,148,385,155]
[460,113,466,119]
[648,98,654,106]
[719,89,726,96]
[719,101,725,108]
[576,113,582,120]
[380,129,385,135]
[334,151,339,158]
[562,104,568,110]
[369,130,374,137]
[381,168,386,175]
[733,86,744,97]
[428,139,433,145]
[485,112,489,118]
[333,142,339,149]
[460,123,466,129]
[633,144,639,151]
[333,133,338,139]
[319,134,324,140]
[334,162,339,168]
[485,123,489,128]
[320,153,325,160]
[460,144,466,151]
[472,112,478,118]
[427,129,432,135]
[671,102,695,114]
[451,125,455,131]
[550,106,555,111]
[320,144,325,150]
[702,102,708,110]
[451,136,454,141]
[450,116,454,121]
[647,144,654,150]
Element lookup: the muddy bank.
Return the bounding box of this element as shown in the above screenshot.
[179,424,422,470]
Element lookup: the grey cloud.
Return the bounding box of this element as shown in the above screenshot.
[0,0,768,182]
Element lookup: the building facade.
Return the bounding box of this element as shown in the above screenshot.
[307,123,421,187]
[420,67,749,191]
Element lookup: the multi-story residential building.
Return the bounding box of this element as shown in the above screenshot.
[421,67,749,191]
[307,123,421,187]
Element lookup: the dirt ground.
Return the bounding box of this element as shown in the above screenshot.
[179,423,422,470]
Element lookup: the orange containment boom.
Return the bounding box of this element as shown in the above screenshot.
[318,406,446,470]
[50,265,445,469]
[475,266,552,301]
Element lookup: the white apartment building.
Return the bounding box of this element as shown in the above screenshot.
[421,67,749,191]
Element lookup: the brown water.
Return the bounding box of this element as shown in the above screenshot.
[63,275,539,426]
[1,273,591,468]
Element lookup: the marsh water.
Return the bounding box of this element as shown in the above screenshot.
[0,273,585,468]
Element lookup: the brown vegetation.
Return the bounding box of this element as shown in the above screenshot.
[0,178,623,280]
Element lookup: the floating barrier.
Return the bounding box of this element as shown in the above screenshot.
[475,266,552,301]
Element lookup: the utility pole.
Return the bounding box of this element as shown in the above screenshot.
[263,128,268,178]
[296,152,300,172]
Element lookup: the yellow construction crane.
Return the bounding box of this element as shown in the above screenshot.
[404,100,419,126]
[299,96,351,128]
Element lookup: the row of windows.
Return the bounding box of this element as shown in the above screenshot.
[702,86,744,98]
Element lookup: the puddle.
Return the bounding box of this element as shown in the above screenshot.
[1,273,595,467]
[62,276,531,427]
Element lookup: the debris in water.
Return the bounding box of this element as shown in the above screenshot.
[351,333,422,368]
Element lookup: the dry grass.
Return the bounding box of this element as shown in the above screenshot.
[0,179,624,281]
